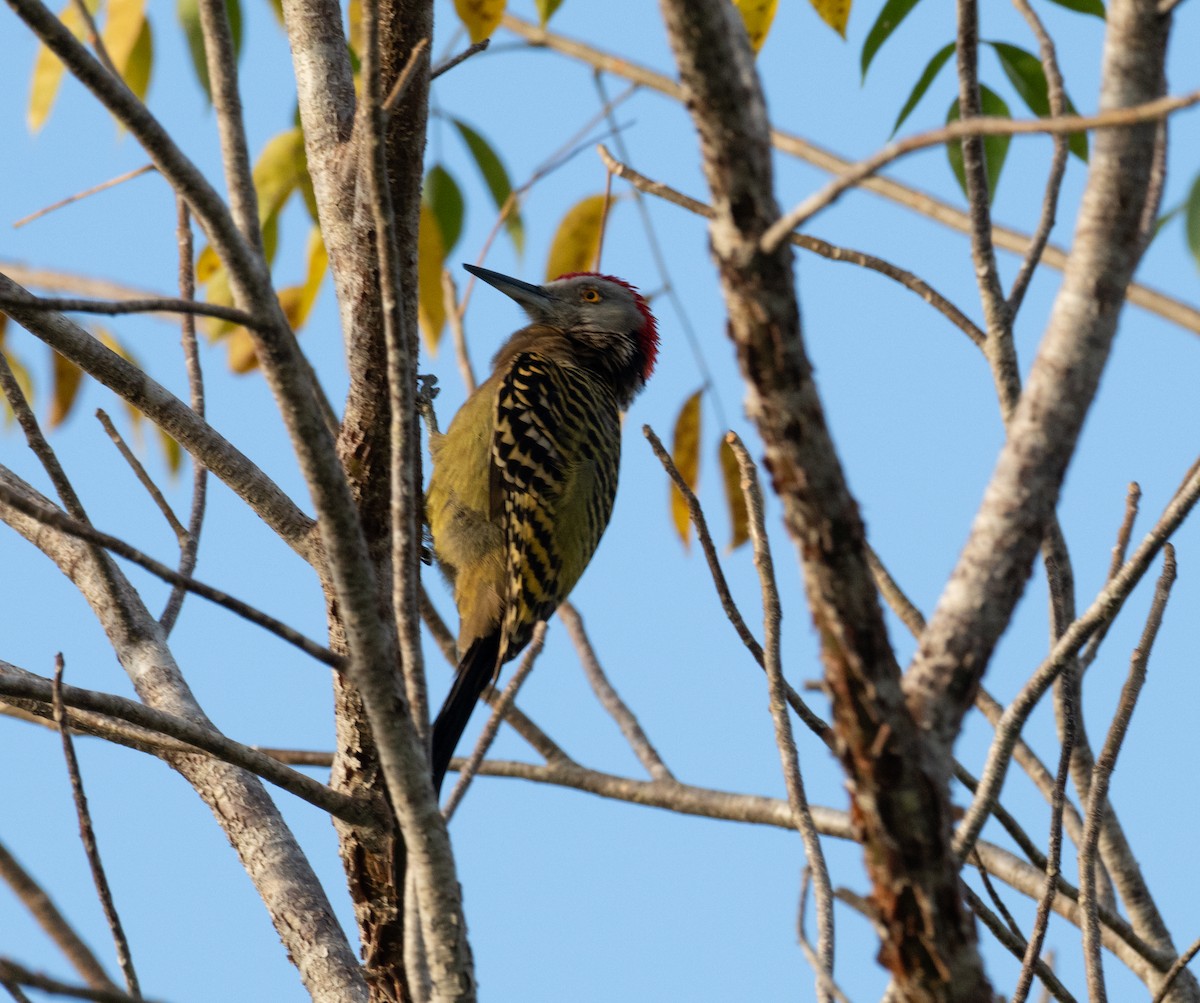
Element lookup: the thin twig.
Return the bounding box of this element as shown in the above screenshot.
[642,426,834,746]
[68,0,118,77]
[1080,546,1176,1002]
[0,840,119,992]
[441,623,547,820]
[1012,663,1077,1003]
[954,456,1200,859]
[504,12,1200,337]
[964,887,1077,1003]
[441,268,476,392]
[1153,936,1200,1003]
[728,432,834,1000]
[762,88,1200,252]
[160,198,207,633]
[0,481,339,667]
[382,37,429,115]
[96,410,187,542]
[598,147,986,349]
[1006,0,1070,317]
[431,37,489,80]
[0,292,259,327]
[559,602,673,781]
[0,960,151,1003]
[0,662,372,824]
[52,656,141,998]
[13,165,155,229]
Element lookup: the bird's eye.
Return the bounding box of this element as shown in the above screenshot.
[580,288,602,303]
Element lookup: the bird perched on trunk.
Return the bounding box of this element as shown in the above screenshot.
[426,264,659,793]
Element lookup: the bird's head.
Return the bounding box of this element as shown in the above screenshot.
[464,264,659,407]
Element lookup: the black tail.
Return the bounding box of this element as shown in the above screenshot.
[430,633,502,794]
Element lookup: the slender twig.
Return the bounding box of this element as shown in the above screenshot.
[430,37,489,80]
[1153,937,1200,1003]
[68,0,118,77]
[0,840,119,992]
[0,292,260,327]
[964,887,1077,1003]
[161,198,207,633]
[1006,0,1070,317]
[559,602,673,781]
[0,961,151,1003]
[1080,547,1176,1002]
[599,148,986,349]
[0,662,372,824]
[728,433,834,1000]
[954,0,1015,417]
[954,454,1200,859]
[197,0,263,256]
[52,657,141,998]
[762,89,1200,252]
[797,875,853,1003]
[504,13,1200,337]
[1012,664,1077,1003]
[96,410,187,542]
[442,623,546,820]
[0,481,339,667]
[382,37,429,115]
[642,426,833,746]
[13,165,155,229]
[593,73,731,428]
[972,851,1024,942]
[441,269,476,392]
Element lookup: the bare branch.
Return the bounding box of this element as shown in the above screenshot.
[728,433,834,1000]
[1081,547,1176,1001]
[502,13,1200,336]
[52,657,141,997]
[442,623,546,819]
[559,603,674,781]
[96,409,187,543]
[599,147,985,348]
[0,841,119,992]
[0,478,339,667]
[0,961,152,1003]
[0,291,260,327]
[12,164,155,229]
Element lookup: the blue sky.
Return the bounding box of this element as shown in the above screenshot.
[2,0,1200,999]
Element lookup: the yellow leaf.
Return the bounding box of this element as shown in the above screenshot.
[453,0,505,44]
[278,227,328,331]
[102,0,150,97]
[253,128,306,223]
[157,426,183,475]
[670,389,703,547]
[49,350,83,428]
[417,202,446,352]
[346,0,362,57]
[544,195,609,281]
[195,244,221,282]
[718,437,750,550]
[28,2,88,132]
[226,327,259,373]
[732,0,778,53]
[809,0,849,37]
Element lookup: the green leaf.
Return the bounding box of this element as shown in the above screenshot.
[1044,0,1104,17]
[945,85,1012,203]
[425,164,465,255]
[453,118,524,255]
[861,0,923,80]
[891,42,954,135]
[990,42,1087,161]
[1186,172,1200,272]
[177,0,242,101]
[535,0,563,26]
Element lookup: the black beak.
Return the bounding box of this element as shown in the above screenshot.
[463,264,553,311]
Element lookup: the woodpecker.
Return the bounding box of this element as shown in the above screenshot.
[426,264,659,793]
